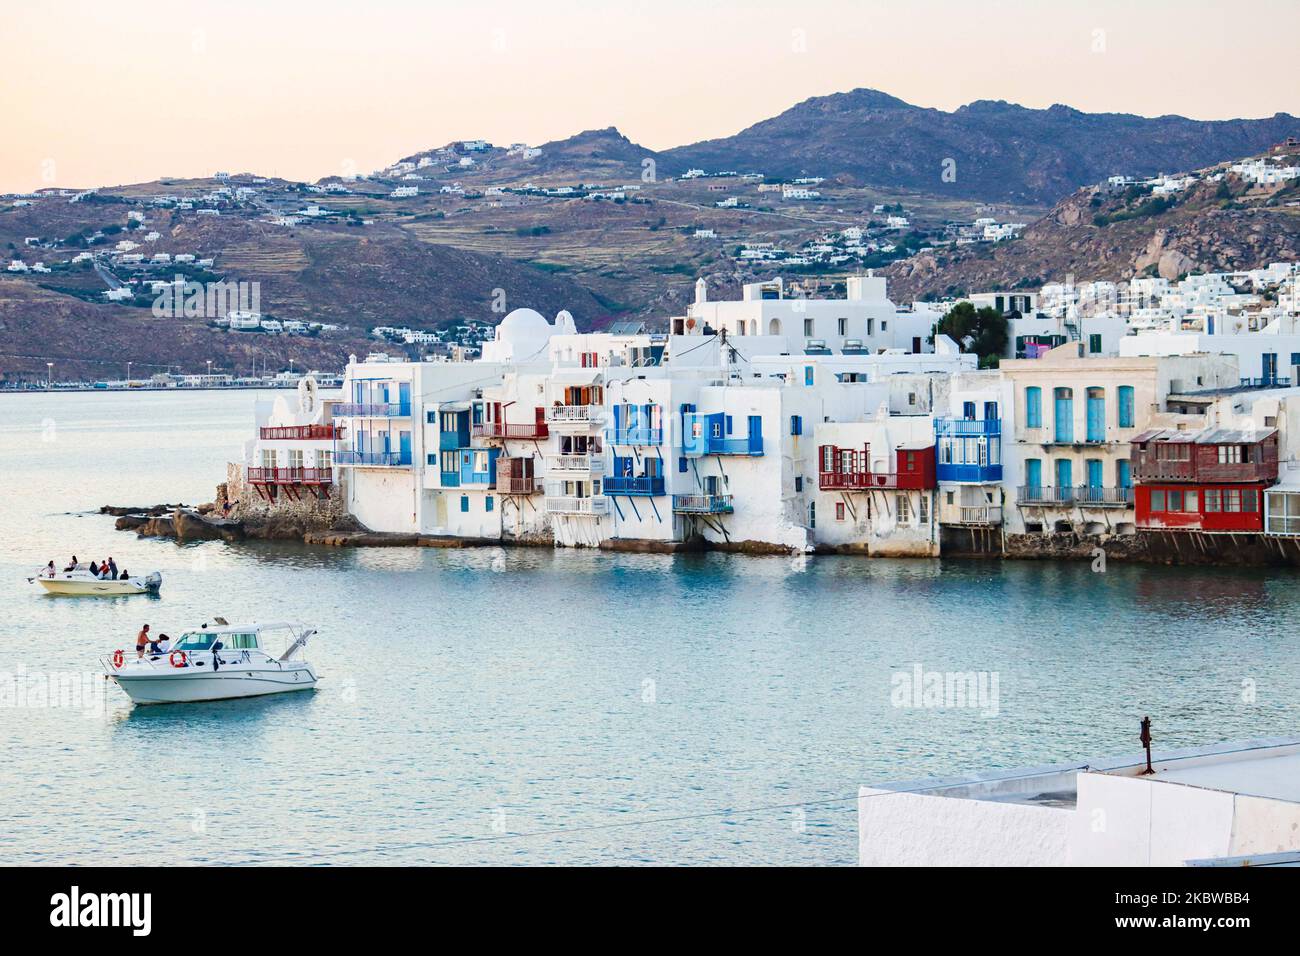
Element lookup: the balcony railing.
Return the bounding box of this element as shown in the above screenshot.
[936,463,1003,483]
[603,475,666,496]
[672,493,734,514]
[819,471,929,491]
[259,424,342,441]
[547,454,606,475]
[1132,459,1196,482]
[604,426,664,446]
[545,404,604,425]
[497,475,540,494]
[1018,485,1133,507]
[545,495,609,515]
[956,505,1002,526]
[336,450,410,467]
[934,418,1001,437]
[689,435,764,456]
[246,467,333,485]
[336,402,411,418]
[1241,377,1292,389]
[472,421,549,440]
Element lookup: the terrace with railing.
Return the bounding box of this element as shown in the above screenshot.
[672,493,734,514]
[545,404,604,426]
[1018,485,1133,507]
[605,425,664,446]
[544,495,610,515]
[335,449,410,467]
[246,467,333,485]
[259,424,342,441]
[335,402,411,418]
[819,445,936,491]
[547,454,606,475]
[472,418,549,440]
[603,475,666,497]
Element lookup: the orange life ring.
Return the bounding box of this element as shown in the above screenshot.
[169,650,188,668]
[112,649,124,669]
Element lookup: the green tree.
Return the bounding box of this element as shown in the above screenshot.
[931,301,1008,366]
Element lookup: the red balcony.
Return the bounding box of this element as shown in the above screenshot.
[259,424,342,441]
[818,444,936,491]
[247,467,333,485]
[472,420,549,440]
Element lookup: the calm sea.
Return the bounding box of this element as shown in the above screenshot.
[0,390,1296,865]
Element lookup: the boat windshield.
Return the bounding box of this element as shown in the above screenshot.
[174,631,217,651]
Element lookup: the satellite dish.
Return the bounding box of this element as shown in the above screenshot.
[298,375,318,414]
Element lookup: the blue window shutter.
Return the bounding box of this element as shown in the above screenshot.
[460,495,469,513]
[486,496,494,512]
[678,456,688,473]
[725,415,733,435]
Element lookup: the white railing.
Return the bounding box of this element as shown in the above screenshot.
[545,404,604,425]
[546,454,606,475]
[958,506,1002,525]
[545,496,609,516]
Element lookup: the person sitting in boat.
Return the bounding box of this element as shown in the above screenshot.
[155,633,171,656]
[119,569,129,580]
[63,555,78,572]
[136,624,152,659]
[97,563,112,580]
[89,560,100,577]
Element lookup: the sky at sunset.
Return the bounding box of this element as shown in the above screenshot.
[5,0,1299,193]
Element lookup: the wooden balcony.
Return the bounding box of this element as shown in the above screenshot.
[246,466,333,485]
[472,420,549,440]
[259,424,342,441]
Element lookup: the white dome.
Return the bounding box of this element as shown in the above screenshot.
[497,308,550,342]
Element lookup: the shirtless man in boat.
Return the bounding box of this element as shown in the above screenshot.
[136,624,152,659]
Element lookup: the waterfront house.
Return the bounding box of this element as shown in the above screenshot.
[1131,424,1278,533]
[998,344,1239,539]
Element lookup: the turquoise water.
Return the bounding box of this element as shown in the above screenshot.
[1,390,1297,865]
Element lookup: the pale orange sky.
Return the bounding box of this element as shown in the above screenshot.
[4,0,1298,193]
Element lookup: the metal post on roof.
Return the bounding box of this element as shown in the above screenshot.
[1140,716,1155,775]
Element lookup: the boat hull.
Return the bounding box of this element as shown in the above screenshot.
[110,666,317,704]
[38,577,156,596]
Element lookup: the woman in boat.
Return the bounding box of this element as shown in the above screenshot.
[42,561,55,578]
[119,569,129,580]
[63,556,78,572]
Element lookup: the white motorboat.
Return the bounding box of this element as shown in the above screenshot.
[103,621,318,705]
[32,568,162,596]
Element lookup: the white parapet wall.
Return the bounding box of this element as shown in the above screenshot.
[858,787,1071,866]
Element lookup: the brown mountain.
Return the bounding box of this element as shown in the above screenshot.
[884,149,1300,299]
[665,89,1300,203]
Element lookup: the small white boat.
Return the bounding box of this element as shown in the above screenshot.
[103,621,318,705]
[32,569,162,596]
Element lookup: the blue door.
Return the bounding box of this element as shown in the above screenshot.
[1025,459,1042,493]
[1086,389,1105,442]
[1118,459,1132,489]
[1263,352,1278,384]
[1086,459,1103,489]
[1055,459,1073,500]
[398,382,411,412]
[1054,389,1074,443]
[399,430,412,465]
[747,415,762,451]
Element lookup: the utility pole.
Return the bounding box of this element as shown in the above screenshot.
[46,362,53,390]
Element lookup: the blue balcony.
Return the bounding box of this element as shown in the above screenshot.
[934,418,1001,438]
[937,462,1003,483]
[336,450,410,467]
[682,412,764,457]
[605,426,664,446]
[337,402,411,418]
[935,418,1002,483]
[604,475,666,497]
